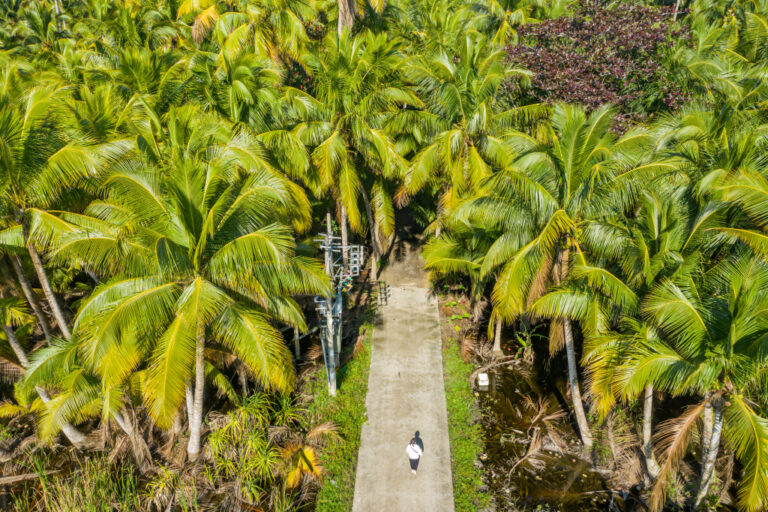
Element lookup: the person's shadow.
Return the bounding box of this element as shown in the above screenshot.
[411,431,424,452]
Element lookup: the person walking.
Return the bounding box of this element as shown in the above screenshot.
[406,437,423,474]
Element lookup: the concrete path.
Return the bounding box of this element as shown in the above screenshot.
[352,231,455,512]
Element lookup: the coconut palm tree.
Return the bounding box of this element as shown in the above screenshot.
[297,30,414,276]
[0,85,126,341]
[389,0,472,58]
[186,0,316,62]
[401,32,541,235]
[30,106,329,460]
[623,251,768,511]
[535,187,722,475]
[474,103,678,449]
[422,214,498,327]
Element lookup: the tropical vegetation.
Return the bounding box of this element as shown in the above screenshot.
[2,0,768,510]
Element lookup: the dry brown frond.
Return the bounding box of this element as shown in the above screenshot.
[393,185,410,208]
[526,252,554,310]
[650,402,706,511]
[549,319,565,354]
[306,342,323,362]
[306,422,341,444]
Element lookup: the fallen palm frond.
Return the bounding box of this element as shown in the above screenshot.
[650,402,706,511]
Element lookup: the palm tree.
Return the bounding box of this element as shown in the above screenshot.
[0,85,124,341]
[476,103,676,449]
[187,0,316,62]
[422,214,498,329]
[622,251,768,511]
[298,30,413,276]
[388,0,472,58]
[31,107,329,460]
[0,291,87,446]
[536,187,721,475]
[401,32,541,235]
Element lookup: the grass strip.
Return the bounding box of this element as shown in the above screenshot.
[307,324,373,512]
[443,340,491,512]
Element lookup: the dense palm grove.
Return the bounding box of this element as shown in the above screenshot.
[1,0,768,509]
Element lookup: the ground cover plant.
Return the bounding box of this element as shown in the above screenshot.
[506,1,690,127]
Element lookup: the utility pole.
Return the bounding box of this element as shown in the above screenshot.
[314,213,364,396]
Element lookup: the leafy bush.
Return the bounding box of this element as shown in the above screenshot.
[506,1,690,126]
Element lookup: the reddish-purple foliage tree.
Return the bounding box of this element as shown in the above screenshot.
[506,1,690,128]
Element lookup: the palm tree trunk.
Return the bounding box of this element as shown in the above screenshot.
[2,323,30,368]
[557,244,592,450]
[563,317,593,450]
[337,0,356,37]
[237,365,248,396]
[25,238,71,340]
[185,385,193,420]
[492,316,503,355]
[53,0,65,31]
[6,255,52,341]
[643,384,659,478]
[694,397,724,510]
[2,322,85,447]
[187,328,206,461]
[113,408,151,471]
[701,402,713,466]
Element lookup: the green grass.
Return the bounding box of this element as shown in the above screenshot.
[307,323,373,512]
[10,454,145,512]
[443,340,491,512]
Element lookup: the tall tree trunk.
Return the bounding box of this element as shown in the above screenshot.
[492,316,503,355]
[673,0,681,21]
[694,397,724,510]
[2,321,85,447]
[53,0,65,31]
[557,244,593,450]
[187,327,206,461]
[24,236,71,340]
[340,204,349,273]
[563,318,593,450]
[237,365,248,396]
[185,385,194,423]
[701,402,713,467]
[643,384,659,478]
[6,255,52,341]
[337,0,356,37]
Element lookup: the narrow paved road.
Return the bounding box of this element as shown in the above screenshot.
[352,230,455,512]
